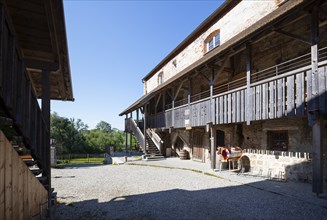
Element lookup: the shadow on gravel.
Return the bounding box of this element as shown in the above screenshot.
[55,180,327,220]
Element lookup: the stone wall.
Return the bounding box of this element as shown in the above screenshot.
[145,1,278,93]
[243,150,312,182]
[217,117,327,184]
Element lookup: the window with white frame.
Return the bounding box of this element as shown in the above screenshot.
[206,31,220,52]
[158,72,164,85]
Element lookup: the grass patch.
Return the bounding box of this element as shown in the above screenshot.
[69,157,104,164]
[204,172,223,179]
[53,157,105,168]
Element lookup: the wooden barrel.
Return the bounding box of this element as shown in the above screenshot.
[180,150,189,160]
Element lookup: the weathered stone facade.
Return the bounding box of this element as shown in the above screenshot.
[144,1,278,94]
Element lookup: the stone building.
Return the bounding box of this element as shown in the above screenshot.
[120,0,327,195]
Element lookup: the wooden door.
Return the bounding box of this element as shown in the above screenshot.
[192,130,204,162]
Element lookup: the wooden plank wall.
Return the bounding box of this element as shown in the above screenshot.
[0,131,47,220]
[215,89,246,124]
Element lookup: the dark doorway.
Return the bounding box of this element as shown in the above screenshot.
[216,130,225,147]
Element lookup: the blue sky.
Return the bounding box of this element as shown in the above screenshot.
[52,0,223,130]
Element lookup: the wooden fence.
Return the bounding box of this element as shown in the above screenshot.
[0,131,48,220]
[57,153,105,160]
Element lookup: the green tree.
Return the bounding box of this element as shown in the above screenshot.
[50,112,87,153]
[95,121,111,132]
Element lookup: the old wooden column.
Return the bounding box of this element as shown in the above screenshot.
[210,68,215,169]
[310,7,323,195]
[42,69,51,211]
[136,108,139,124]
[143,104,147,154]
[246,43,252,125]
[125,114,128,153]
[129,113,133,154]
[172,89,175,128]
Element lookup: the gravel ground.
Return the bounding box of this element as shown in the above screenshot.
[52,163,327,220]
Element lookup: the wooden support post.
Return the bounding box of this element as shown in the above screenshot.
[209,67,214,124]
[41,69,51,213]
[312,113,323,195]
[143,105,147,154]
[172,89,175,128]
[125,114,128,153]
[210,124,215,170]
[129,113,132,154]
[188,78,192,105]
[246,43,252,125]
[310,7,323,195]
[136,108,139,125]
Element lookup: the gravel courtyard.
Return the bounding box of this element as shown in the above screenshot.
[52,163,327,220]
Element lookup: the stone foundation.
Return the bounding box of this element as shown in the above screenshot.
[243,149,312,182]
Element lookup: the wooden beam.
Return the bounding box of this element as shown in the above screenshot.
[274,29,311,45]
[174,79,187,100]
[25,59,59,71]
[155,93,162,112]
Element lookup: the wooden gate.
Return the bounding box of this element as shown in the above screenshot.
[192,130,205,162]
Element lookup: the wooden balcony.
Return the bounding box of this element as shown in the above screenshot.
[147,47,327,129]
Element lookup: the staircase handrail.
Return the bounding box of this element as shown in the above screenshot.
[146,129,164,151]
[128,118,145,151]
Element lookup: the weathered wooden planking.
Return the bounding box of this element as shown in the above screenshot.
[240,90,245,122]
[318,67,326,113]
[211,99,215,124]
[227,94,231,123]
[23,162,29,220]
[286,75,295,116]
[18,158,24,220]
[224,95,227,124]
[277,79,283,118]
[232,93,236,123]
[269,81,275,119]
[312,66,319,110]
[219,96,223,124]
[262,83,268,119]
[215,98,219,124]
[236,91,241,122]
[12,148,19,220]
[255,85,261,120]
[0,133,5,220]
[5,138,12,220]
[295,72,304,115]
[307,70,313,111]
[246,87,253,124]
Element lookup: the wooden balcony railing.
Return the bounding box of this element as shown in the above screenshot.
[125,117,145,151]
[147,47,327,129]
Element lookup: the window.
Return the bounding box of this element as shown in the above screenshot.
[267,130,288,151]
[158,72,164,85]
[206,31,220,52]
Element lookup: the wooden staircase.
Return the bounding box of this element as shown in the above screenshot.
[143,133,164,160]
